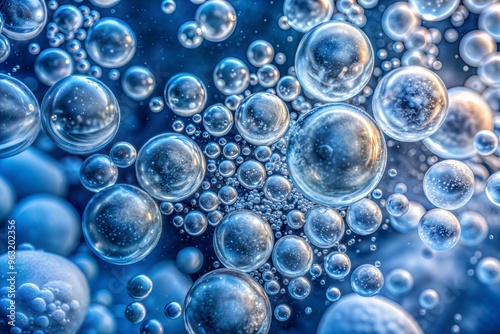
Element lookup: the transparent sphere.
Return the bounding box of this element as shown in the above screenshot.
[213,57,250,95]
[80,154,118,192]
[459,30,496,67]
[287,210,306,229]
[53,4,83,34]
[164,302,182,319]
[0,35,10,63]
[346,198,382,235]
[408,0,460,22]
[458,211,488,247]
[82,184,162,265]
[382,2,421,41]
[272,235,313,278]
[0,0,47,40]
[326,286,341,302]
[274,304,292,322]
[140,319,164,334]
[350,264,384,297]
[164,73,207,117]
[35,48,74,86]
[214,210,273,272]
[390,201,426,233]
[109,141,137,168]
[89,0,122,8]
[373,66,448,142]
[277,75,301,102]
[386,268,414,296]
[479,3,500,42]
[295,21,373,102]
[288,277,311,300]
[386,193,409,217]
[423,160,474,210]
[41,75,120,154]
[199,191,219,212]
[184,269,271,334]
[324,252,351,279]
[263,175,291,202]
[235,92,290,146]
[423,87,493,159]
[127,274,153,299]
[304,206,345,248]
[86,17,137,68]
[283,0,334,32]
[257,64,280,88]
[136,133,206,201]
[418,209,461,251]
[478,53,500,87]
[486,171,500,206]
[476,257,500,285]
[176,246,204,274]
[474,130,498,156]
[419,289,439,310]
[247,39,274,67]
[203,103,233,137]
[194,0,236,42]
[287,103,386,207]
[178,21,204,49]
[124,302,146,323]
[237,159,266,189]
[0,74,41,158]
[184,210,208,236]
[122,66,155,101]
[218,185,238,205]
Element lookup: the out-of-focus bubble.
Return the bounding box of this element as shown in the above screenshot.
[458,211,488,247]
[287,103,386,207]
[213,57,250,95]
[53,5,83,34]
[195,0,236,42]
[136,133,205,201]
[390,201,426,233]
[237,159,266,189]
[127,274,153,299]
[276,75,301,102]
[0,177,15,221]
[178,21,203,49]
[0,0,47,40]
[41,75,120,154]
[247,39,274,67]
[79,154,118,192]
[346,198,382,235]
[161,0,177,14]
[272,235,313,278]
[121,66,155,101]
[386,193,409,217]
[164,73,207,117]
[418,209,461,251]
[35,48,74,86]
[86,17,136,68]
[203,103,233,137]
[464,0,495,14]
[295,21,373,102]
[82,184,162,265]
[176,246,204,274]
[486,171,500,206]
[0,74,41,158]
[89,0,122,8]
[408,0,460,22]
[81,304,117,334]
[283,0,334,33]
[382,2,421,41]
[304,206,345,248]
[423,87,493,159]
[109,141,137,168]
[479,3,500,42]
[324,252,351,279]
[419,289,440,310]
[288,276,311,299]
[263,175,291,202]
[372,66,448,142]
[476,257,500,285]
[184,269,271,333]
[423,160,474,210]
[386,268,414,296]
[478,53,500,86]
[350,264,384,297]
[0,34,11,62]
[459,30,496,67]
[474,130,499,156]
[235,92,289,146]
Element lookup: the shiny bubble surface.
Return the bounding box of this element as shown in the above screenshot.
[195,0,236,42]
[122,66,155,101]
[272,235,313,278]
[203,103,233,137]
[408,0,460,22]
[304,206,345,248]
[486,171,500,206]
[350,264,384,297]
[164,73,207,117]
[79,154,118,192]
[324,252,351,280]
[213,57,250,95]
[109,141,137,168]
[346,198,382,235]
[35,48,74,86]
[0,0,47,40]
[283,0,334,33]
[418,208,461,251]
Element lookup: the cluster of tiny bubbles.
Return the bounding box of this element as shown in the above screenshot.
[287,103,387,207]
[247,39,274,67]
[263,175,291,202]
[458,30,496,67]
[326,286,341,302]
[235,92,290,146]
[274,304,292,322]
[372,65,448,142]
[257,64,280,88]
[109,141,137,168]
[164,73,207,117]
[408,0,460,22]
[79,154,118,192]
[288,276,311,300]
[479,3,500,42]
[237,159,266,189]
[276,75,301,102]
[486,171,500,206]
[184,210,208,236]
[161,0,176,15]
[350,264,384,297]
[423,160,475,210]
[418,289,440,310]
[121,65,155,101]
[418,208,461,251]
[213,57,250,95]
[385,268,414,296]
[386,193,409,217]
[0,0,47,40]
[346,198,382,236]
[476,257,500,285]
[194,0,236,42]
[423,87,494,159]
[474,130,499,156]
[324,252,351,280]
[178,21,204,49]
[184,269,271,333]
[283,0,333,33]
[478,53,500,87]
[272,235,313,278]
[41,75,120,154]
[295,20,373,102]
[82,184,162,265]
[459,211,489,247]
[381,2,421,41]
[135,133,206,201]
[304,206,345,248]
[203,103,233,137]
[164,301,182,319]
[34,48,74,86]
[85,17,136,68]
[0,74,41,158]
[176,246,204,274]
[124,301,146,323]
[127,274,153,299]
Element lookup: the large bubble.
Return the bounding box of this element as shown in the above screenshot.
[41,75,120,154]
[283,0,334,33]
[136,133,206,202]
[0,0,47,40]
[287,103,386,207]
[295,21,373,102]
[184,269,271,334]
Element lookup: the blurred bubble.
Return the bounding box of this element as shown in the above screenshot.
[419,289,440,310]
[0,34,10,62]
[459,30,496,67]
[381,2,421,41]
[458,211,488,247]
[408,0,460,22]
[476,257,500,285]
[386,268,414,296]
[473,130,498,156]
[479,3,500,42]
[176,246,204,274]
